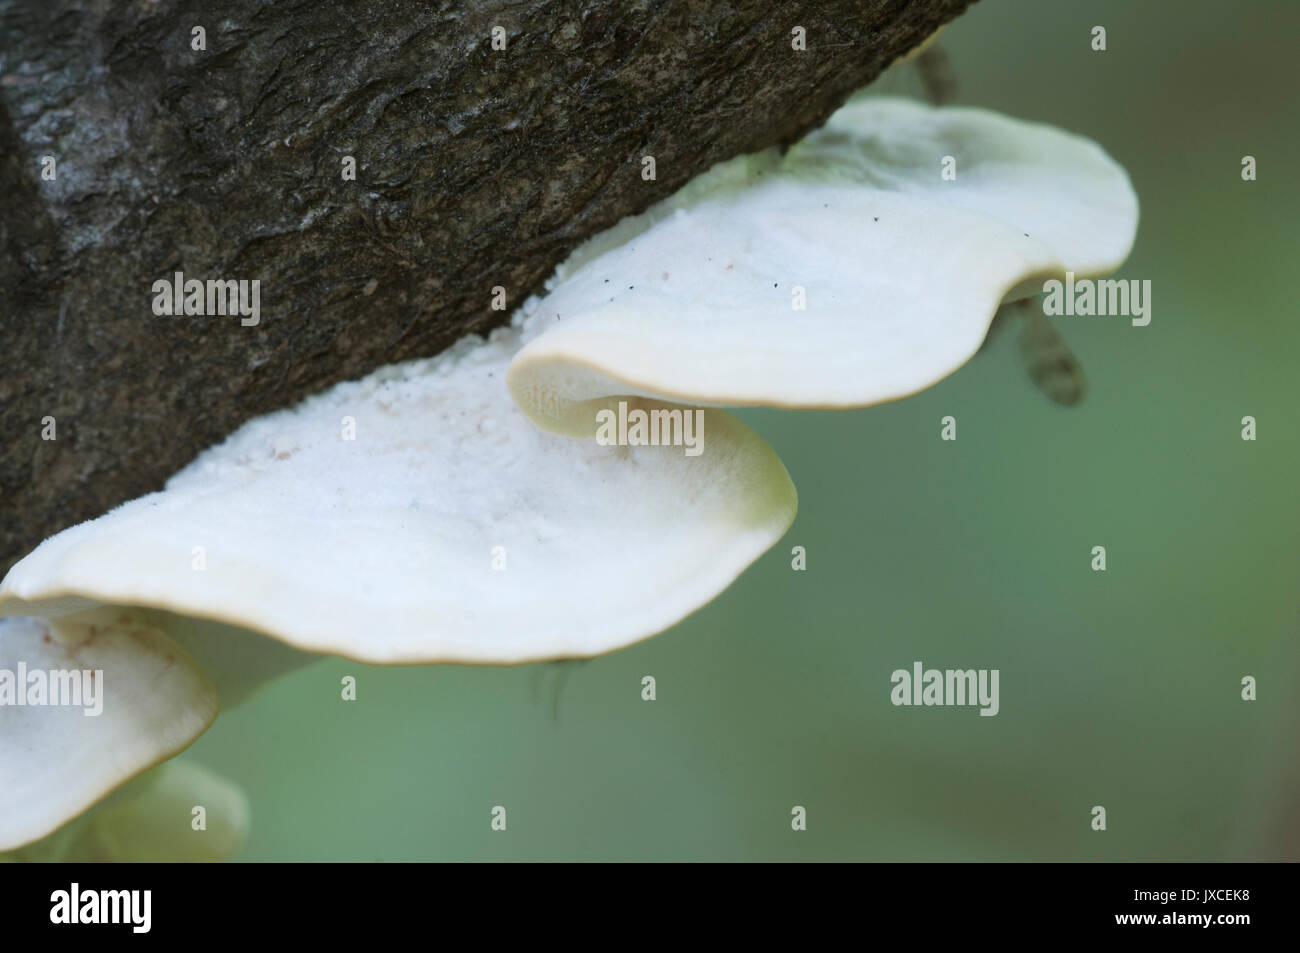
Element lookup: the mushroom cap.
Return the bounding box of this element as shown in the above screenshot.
[80,760,250,862]
[508,96,1138,434]
[1,758,249,861]
[0,610,218,851]
[0,326,796,665]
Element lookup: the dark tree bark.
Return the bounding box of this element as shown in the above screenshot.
[0,0,972,573]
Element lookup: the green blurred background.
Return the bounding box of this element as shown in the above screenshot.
[190,0,1300,861]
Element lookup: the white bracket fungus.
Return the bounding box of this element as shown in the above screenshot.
[0,612,218,851]
[0,328,795,669]
[2,759,249,862]
[508,96,1138,433]
[0,94,1138,854]
[0,327,795,849]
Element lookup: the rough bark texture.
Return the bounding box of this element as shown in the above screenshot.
[0,0,973,574]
